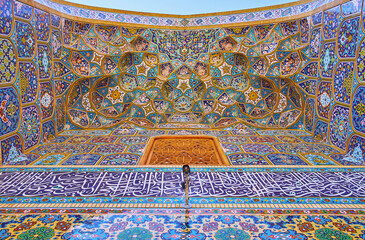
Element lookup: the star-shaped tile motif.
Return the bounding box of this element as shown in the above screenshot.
[218,62,232,77]
[91,52,103,65]
[143,103,154,116]
[177,79,191,93]
[266,53,279,65]
[106,86,125,104]
[214,103,226,115]
[244,87,263,105]
[136,61,150,77]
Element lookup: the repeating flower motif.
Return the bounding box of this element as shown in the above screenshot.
[214,215,241,225]
[215,228,250,240]
[127,215,153,225]
[203,222,218,232]
[315,228,352,240]
[329,105,350,150]
[161,229,206,240]
[259,229,306,240]
[38,215,63,224]
[149,222,164,232]
[18,227,54,240]
[240,222,259,232]
[62,229,109,240]
[117,227,153,240]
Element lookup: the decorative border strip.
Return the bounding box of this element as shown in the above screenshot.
[25,0,348,28]
[1,165,364,172]
[1,197,363,205]
[0,202,364,209]
[0,207,364,215]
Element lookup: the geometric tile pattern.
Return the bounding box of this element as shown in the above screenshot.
[0,0,365,237]
[5,0,365,167]
[0,0,363,166]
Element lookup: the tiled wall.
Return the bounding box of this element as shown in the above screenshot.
[0,0,57,164]
[0,0,365,164]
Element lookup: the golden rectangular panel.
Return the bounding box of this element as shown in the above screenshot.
[139,136,230,166]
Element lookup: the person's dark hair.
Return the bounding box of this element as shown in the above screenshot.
[182,164,190,174]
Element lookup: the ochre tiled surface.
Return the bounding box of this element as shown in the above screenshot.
[139,136,229,166]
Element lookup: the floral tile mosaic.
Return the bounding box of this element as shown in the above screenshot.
[1,124,359,167]
[300,153,339,166]
[0,213,365,239]
[267,153,308,165]
[33,154,70,165]
[1,0,364,170]
[0,0,365,237]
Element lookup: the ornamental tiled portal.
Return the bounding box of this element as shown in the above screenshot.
[0,0,365,238]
